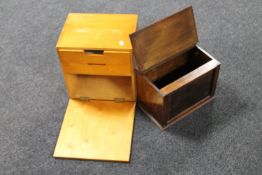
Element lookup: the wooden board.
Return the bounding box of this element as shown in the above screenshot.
[130,6,198,72]
[56,13,138,51]
[54,99,136,162]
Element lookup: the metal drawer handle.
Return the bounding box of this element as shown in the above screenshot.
[84,50,104,55]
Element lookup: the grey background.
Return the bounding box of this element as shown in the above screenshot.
[0,0,261,174]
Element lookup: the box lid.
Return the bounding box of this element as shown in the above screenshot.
[56,13,138,51]
[130,6,198,72]
[54,99,136,162]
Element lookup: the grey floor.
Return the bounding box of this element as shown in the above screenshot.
[0,0,261,174]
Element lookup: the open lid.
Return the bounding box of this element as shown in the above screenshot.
[130,6,198,72]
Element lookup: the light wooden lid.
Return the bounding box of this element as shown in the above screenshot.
[56,13,138,51]
[130,6,198,72]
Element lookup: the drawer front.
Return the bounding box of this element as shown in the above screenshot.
[61,63,131,76]
[164,70,214,122]
[58,49,131,76]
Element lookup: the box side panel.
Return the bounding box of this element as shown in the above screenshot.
[164,69,215,122]
[136,72,166,126]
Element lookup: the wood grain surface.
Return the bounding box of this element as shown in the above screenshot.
[130,6,198,72]
[54,99,136,162]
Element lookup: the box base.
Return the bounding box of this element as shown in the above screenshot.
[54,99,136,162]
[139,96,215,130]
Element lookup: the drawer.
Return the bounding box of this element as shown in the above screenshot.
[58,49,132,76]
[58,49,131,65]
[61,63,131,76]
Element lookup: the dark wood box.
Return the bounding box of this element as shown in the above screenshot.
[130,6,220,130]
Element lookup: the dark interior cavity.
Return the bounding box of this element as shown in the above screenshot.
[153,48,211,89]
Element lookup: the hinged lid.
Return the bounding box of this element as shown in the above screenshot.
[56,13,138,51]
[130,6,198,72]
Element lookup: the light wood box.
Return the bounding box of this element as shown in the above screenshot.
[54,13,138,162]
[130,7,220,130]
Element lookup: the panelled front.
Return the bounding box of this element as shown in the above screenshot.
[164,69,214,122]
[58,49,132,76]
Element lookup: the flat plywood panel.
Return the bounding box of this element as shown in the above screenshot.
[54,99,136,162]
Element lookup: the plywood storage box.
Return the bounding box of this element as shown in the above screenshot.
[130,7,220,130]
[54,13,138,162]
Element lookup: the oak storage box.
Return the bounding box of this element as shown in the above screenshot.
[130,7,220,130]
[54,13,138,162]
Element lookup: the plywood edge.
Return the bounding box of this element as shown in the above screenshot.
[53,154,131,163]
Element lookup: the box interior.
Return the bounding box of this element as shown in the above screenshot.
[63,74,134,101]
[146,47,211,89]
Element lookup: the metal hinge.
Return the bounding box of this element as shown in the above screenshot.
[79,97,90,101]
[114,98,125,103]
